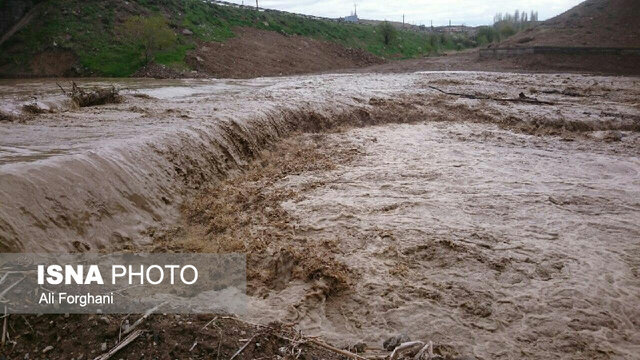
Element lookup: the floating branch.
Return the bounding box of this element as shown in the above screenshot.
[428,85,555,105]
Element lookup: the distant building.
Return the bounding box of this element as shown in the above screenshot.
[433,25,477,35]
[342,4,358,23]
[441,26,467,33]
[344,14,359,22]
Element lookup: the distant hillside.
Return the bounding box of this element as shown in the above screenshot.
[499,0,640,48]
[358,19,478,36]
[0,0,470,78]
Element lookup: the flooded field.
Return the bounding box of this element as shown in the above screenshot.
[1,72,639,359]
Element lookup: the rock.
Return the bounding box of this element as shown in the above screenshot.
[182,29,193,35]
[603,130,622,142]
[101,342,107,351]
[518,36,534,43]
[22,101,51,114]
[383,334,411,351]
[348,342,367,353]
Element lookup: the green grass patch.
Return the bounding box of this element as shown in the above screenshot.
[0,0,475,77]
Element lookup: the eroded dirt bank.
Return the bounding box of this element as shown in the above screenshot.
[5,72,637,252]
[185,27,384,79]
[346,50,640,76]
[0,75,425,251]
[1,72,639,359]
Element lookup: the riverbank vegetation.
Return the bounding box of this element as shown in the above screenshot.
[475,9,540,46]
[0,0,474,77]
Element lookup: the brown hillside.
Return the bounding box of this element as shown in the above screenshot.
[501,0,640,48]
[184,27,384,79]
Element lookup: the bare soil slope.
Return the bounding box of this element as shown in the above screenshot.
[355,0,640,77]
[185,27,384,78]
[349,50,640,76]
[500,0,640,48]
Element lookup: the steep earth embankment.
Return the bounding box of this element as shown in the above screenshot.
[0,0,43,39]
[351,0,640,77]
[0,0,456,78]
[363,0,638,76]
[184,27,383,78]
[500,0,640,48]
[473,0,640,75]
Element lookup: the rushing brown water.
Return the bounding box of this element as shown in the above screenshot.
[1,72,639,358]
[247,122,640,359]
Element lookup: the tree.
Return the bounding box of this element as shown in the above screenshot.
[120,15,176,63]
[530,10,539,22]
[429,34,440,50]
[476,26,500,44]
[378,21,397,46]
[499,24,516,38]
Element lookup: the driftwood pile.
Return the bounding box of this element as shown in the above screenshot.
[58,81,123,107]
[21,99,48,114]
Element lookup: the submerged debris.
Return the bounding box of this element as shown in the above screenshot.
[71,82,122,107]
[603,130,623,142]
[384,334,412,351]
[58,81,123,107]
[428,85,555,105]
[0,109,18,122]
[22,100,50,114]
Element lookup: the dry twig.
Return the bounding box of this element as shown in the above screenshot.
[56,82,68,96]
[200,316,219,331]
[308,338,369,360]
[413,341,434,360]
[1,306,7,347]
[94,329,143,360]
[229,334,257,360]
[122,302,165,336]
[389,341,425,360]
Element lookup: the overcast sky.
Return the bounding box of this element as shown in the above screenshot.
[225,0,584,26]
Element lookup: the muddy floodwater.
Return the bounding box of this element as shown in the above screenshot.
[1,72,639,359]
[249,122,640,358]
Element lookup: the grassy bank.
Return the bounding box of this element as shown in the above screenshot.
[0,0,473,77]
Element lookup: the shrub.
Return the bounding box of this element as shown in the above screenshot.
[499,24,516,39]
[378,21,397,46]
[476,26,500,44]
[119,15,176,63]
